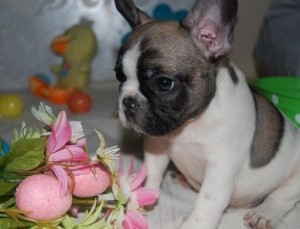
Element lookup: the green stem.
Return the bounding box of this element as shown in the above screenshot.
[72,198,117,209]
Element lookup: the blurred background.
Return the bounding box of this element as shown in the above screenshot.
[0,0,272,90]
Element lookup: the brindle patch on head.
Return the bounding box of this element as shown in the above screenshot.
[124,21,210,73]
[250,88,285,168]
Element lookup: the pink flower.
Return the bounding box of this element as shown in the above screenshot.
[118,158,159,229]
[46,111,90,195]
[123,209,148,229]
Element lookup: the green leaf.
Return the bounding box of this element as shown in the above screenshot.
[0,178,17,196]
[82,219,108,229]
[2,138,46,182]
[0,218,35,228]
[0,156,4,171]
[81,201,103,226]
[0,195,15,210]
[0,139,4,168]
[3,138,46,167]
[61,215,77,229]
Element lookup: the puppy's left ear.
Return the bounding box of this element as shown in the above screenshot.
[182,0,238,61]
[114,0,153,28]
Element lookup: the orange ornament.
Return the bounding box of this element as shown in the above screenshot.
[68,91,92,113]
[29,76,49,98]
[47,86,73,104]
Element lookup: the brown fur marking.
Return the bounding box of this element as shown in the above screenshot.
[250,89,285,168]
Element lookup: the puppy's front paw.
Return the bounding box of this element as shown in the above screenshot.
[244,211,274,229]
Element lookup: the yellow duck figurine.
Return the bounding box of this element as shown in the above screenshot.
[51,18,98,91]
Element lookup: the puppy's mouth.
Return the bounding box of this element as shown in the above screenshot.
[118,96,179,136]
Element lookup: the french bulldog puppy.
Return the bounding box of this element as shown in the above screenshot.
[114,0,300,228]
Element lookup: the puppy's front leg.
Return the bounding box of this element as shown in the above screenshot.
[180,162,238,229]
[144,136,170,191]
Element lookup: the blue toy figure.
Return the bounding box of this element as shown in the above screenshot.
[1,138,10,157]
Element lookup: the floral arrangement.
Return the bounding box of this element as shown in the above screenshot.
[0,103,158,229]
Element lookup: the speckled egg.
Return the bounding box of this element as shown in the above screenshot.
[72,164,111,197]
[16,174,72,221]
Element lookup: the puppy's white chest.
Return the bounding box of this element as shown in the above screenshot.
[169,141,206,190]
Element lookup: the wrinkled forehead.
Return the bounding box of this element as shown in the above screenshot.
[116,21,201,76]
[126,21,184,47]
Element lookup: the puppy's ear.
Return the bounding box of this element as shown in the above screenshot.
[114,0,152,28]
[182,0,238,61]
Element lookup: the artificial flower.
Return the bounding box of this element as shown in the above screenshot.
[45,110,89,196]
[1,103,156,228]
[123,209,148,229]
[120,159,158,229]
[12,122,41,143]
[96,129,120,171]
[105,158,159,229]
[31,102,55,126]
[69,121,86,144]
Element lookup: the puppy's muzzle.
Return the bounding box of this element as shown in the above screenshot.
[122,97,139,118]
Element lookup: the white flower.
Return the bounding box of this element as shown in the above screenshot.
[12,121,41,143]
[31,102,55,126]
[69,121,86,144]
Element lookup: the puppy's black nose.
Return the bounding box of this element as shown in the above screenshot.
[123,97,138,116]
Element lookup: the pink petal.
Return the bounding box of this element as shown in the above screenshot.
[124,210,148,229]
[65,145,89,161]
[123,216,134,229]
[51,165,70,196]
[119,155,124,175]
[48,146,88,162]
[46,131,58,154]
[128,158,135,176]
[54,111,68,131]
[48,149,73,162]
[133,187,159,206]
[48,145,87,164]
[131,164,147,191]
[52,111,72,151]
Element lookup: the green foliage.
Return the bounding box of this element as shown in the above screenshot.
[1,138,46,183]
[0,195,15,210]
[0,218,35,229]
[0,104,141,229]
[0,179,17,196]
[0,138,46,198]
[61,200,111,229]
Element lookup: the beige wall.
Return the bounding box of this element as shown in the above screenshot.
[232,0,272,79]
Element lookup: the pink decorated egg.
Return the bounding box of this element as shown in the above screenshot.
[72,164,111,197]
[16,174,72,221]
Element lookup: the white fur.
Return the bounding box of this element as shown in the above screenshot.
[118,43,146,128]
[143,66,300,229]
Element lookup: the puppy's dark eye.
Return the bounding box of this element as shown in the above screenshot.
[156,77,175,92]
